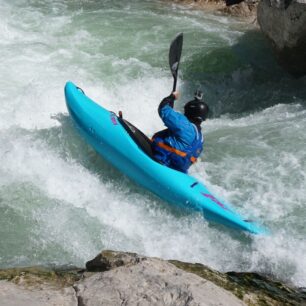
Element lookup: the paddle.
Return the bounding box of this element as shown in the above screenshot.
[169,33,183,92]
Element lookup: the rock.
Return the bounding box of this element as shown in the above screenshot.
[257,0,306,76]
[0,266,82,288]
[1,251,306,306]
[84,251,306,305]
[0,266,81,306]
[0,281,77,306]
[171,260,306,305]
[220,0,259,18]
[166,0,258,18]
[86,250,145,272]
[77,257,245,306]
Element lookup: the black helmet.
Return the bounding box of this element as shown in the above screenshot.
[184,90,209,124]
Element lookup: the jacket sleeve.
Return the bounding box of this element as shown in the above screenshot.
[158,95,193,138]
[158,94,175,115]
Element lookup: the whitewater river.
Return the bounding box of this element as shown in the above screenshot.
[1,0,306,287]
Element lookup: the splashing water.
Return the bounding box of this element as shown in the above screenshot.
[0,0,306,287]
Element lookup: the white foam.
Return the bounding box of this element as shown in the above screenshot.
[1,0,306,287]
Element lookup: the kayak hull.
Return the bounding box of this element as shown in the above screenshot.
[65,81,267,235]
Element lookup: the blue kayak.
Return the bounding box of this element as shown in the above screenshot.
[65,81,267,235]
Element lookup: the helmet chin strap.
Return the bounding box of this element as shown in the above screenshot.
[185,113,203,126]
[193,118,203,127]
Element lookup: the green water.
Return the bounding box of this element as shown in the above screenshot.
[0,0,306,287]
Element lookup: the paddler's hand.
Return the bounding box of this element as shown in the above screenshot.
[172,91,180,100]
[158,92,179,114]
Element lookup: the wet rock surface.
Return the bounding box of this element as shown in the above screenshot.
[167,0,259,18]
[257,0,306,76]
[170,260,306,305]
[0,250,305,306]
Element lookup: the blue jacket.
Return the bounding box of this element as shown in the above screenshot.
[152,94,204,173]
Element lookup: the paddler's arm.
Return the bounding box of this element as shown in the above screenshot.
[158,91,189,134]
[158,92,178,115]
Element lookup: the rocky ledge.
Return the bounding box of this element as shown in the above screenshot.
[1,250,305,306]
[168,0,259,19]
[257,0,306,77]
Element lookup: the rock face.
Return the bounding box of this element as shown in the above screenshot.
[0,281,77,306]
[79,252,245,306]
[169,0,258,18]
[220,0,259,18]
[0,266,80,306]
[257,0,306,76]
[1,251,306,306]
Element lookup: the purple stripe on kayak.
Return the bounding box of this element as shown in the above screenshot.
[111,116,118,125]
[201,193,229,211]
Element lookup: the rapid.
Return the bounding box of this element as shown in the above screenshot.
[0,0,306,287]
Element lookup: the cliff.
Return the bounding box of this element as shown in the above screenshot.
[257,0,306,77]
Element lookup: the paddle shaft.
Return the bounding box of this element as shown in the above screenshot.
[173,76,178,92]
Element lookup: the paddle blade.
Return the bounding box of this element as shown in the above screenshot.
[169,33,183,80]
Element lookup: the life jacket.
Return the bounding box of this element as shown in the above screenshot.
[152,124,203,173]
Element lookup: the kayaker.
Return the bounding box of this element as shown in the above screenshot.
[151,90,209,173]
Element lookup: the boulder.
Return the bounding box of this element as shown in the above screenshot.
[257,0,306,76]
[1,251,305,305]
[77,256,246,306]
[86,250,145,272]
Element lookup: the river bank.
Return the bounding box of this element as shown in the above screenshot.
[166,0,258,20]
[1,250,305,306]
